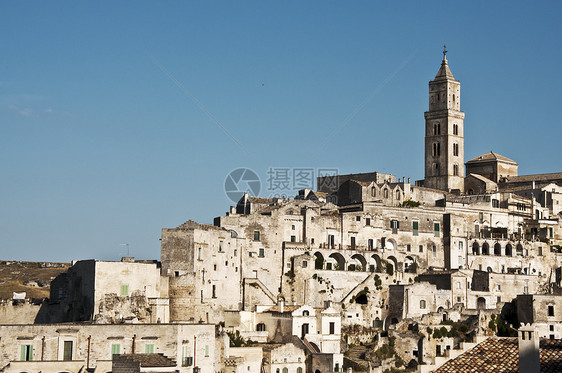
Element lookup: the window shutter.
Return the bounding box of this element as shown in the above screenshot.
[20,345,26,361]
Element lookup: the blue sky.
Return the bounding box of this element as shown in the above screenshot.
[1,2,561,262]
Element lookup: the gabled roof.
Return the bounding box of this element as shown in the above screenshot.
[467,173,496,185]
[466,151,518,165]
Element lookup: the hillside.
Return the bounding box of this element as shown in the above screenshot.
[0,260,69,300]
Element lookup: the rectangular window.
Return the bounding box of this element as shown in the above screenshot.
[120,284,129,296]
[234,249,237,257]
[253,231,260,241]
[350,237,356,249]
[356,216,361,222]
[111,344,121,358]
[212,285,216,298]
[419,245,423,253]
[368,239,373,250]
[182,346,192,367]
[145,344,154,354]
[391,219,399,234]
[290,235,296,242]
[259,248,264,257]
[20,345,33,361]
[219,241,223,252]
[366,218,371,226]
[198,247,202,260]
[412,221,419,236]
[407,244,411,252]
[291,224,295,230]
[328,234,335,248]
[329,322,335,334]
[434,222,440,237]
[549,305,555,316]
[63,340,73,361]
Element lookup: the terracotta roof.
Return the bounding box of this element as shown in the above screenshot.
[117,353,176,367]
[466,151,518,165]
[247,196,275,204]
[467,173,497,185]
[432,337,562,373]
[502,173,562,184]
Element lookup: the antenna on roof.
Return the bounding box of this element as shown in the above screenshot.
[120,243,130,256]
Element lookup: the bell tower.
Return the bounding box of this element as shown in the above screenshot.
[424,46,465,192]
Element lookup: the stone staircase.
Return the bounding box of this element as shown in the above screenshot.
[344,345,370,371]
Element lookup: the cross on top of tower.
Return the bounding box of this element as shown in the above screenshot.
[442,44,448,63]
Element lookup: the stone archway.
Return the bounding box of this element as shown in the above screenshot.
[472,241,480,255]
[329,252,346,271]
[313,252,324,270]
[350,253,367,271]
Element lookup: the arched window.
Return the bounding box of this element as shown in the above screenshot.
[297,368,303,373]
[433,123,440,135]
[282,368,288,373]
[420,300,426,309]
[453,164,459,176]
[256,323,266,331]
[396,189,400,200]
[276,369,280,373]
[505,244,513,256]
[302,310,310,316]
[371,187,376,197]
[453,124,458,135]
[384,189,389,198]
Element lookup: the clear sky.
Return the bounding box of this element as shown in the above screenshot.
[1,2,561,262]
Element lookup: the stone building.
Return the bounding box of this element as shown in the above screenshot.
[517,294,562,340]
[48,258,169,324]
[0,323,220,373]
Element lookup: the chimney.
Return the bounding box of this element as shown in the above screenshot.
[519,323,540,373]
